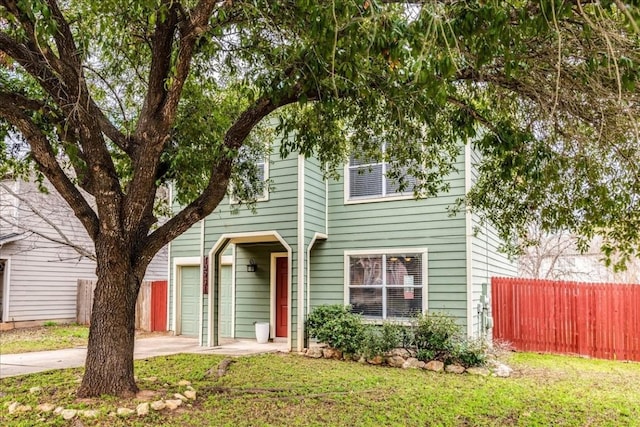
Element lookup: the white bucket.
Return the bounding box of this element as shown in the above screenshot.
[255,322,270,344]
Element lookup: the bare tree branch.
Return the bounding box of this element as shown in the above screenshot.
[0,181,96,260]
[0,92,100,239]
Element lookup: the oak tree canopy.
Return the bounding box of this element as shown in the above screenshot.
[1,0,638,396]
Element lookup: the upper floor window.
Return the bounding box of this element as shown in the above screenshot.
[345,250,426,320]
[346,142,416,202]
[230,146,269,203]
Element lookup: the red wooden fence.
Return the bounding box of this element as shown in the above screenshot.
[492,277,640,361]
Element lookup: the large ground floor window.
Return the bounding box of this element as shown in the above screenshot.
[345,249,426,320]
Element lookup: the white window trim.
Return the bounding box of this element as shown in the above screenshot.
[229,154,270,204]
[343,149,415,204]
[343,248,428,320]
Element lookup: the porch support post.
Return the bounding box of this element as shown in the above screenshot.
[211,253,219,347]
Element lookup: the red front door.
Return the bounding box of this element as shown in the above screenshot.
[276,257,288,338]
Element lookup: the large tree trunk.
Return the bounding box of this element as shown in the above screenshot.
[77,242,143,398]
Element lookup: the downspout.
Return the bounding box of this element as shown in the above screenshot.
[199,218,205,346]
[296,154,305,352]
[167,184,173,332]
[464,144,474,338]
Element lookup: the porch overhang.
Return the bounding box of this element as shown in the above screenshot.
[206,231,293,350]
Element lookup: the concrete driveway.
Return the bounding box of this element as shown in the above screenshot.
[0,336,287,378]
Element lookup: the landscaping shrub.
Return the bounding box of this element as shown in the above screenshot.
[449,338,488,367]
[305,305,364,355]
[412,312,461,361]
[358,322,404,359]
[306,306,488,368]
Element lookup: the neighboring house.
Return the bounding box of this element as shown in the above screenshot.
[168,140,516,352]
[0,179,167,327]
[519,232,640,283]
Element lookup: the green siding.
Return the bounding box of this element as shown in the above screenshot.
[469,147,517,337]
[310,153,470,326]
[234,243,283,338]
[303,155,328,320]
[200,144,301,349]
[168,136,516,345]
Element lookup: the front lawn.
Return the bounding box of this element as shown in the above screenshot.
[1,352,638,426]
[0,324,89,354]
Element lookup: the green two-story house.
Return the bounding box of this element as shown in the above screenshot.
[168,139,515,352]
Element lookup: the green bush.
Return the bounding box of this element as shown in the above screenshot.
[449,338,488,367]
[306,306,488,368]
[358,322,404,359]
[412,312,461,361]
[306,305,364,355]
[416,349,436,362]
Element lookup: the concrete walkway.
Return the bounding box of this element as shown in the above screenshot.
[0,336,288,378]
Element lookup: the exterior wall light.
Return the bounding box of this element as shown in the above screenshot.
[247,258,258,272]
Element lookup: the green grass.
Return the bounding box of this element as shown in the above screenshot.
[1,352,639,426]
[0,324,89,354]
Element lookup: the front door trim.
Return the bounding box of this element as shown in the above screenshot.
[270,252,288,340]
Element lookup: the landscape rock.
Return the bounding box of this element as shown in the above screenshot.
[37,403,56,412]
[61,409,77,420]
[184,390,197,400]
[402,358,425,369]
[305,347,323,358]
[491,361,513,378]
[136,389,158,401]
[53,406,65,415]
[143,376,158,382]
[386,355,406,368]
[15,404,32,413]
[116,407,134,416]
[164,399,183,410]
[136,402,150,416]
[322,348,343,359]
[445,364,466,374]
[29,386,42,394]
[424,360,444,372]
[367,355,384,365]
[466,367,490,377]
[150,400,166,411]
[178,380,192,386]
[389,348,411,358]
[174,393,188,401]
[79,410,99,418]
[7,402,20,414]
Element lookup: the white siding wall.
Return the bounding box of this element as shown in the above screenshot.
[0,179,167,323]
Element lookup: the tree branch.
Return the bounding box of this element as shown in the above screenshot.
[0,183,96,260]
[124,0,223,240]
[142,92,303,258]
[0,93,100,239]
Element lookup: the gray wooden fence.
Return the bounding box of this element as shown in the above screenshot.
[77,279,153,331]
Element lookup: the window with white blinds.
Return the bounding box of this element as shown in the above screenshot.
[346,251,425,320]
[347,143,416,201]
